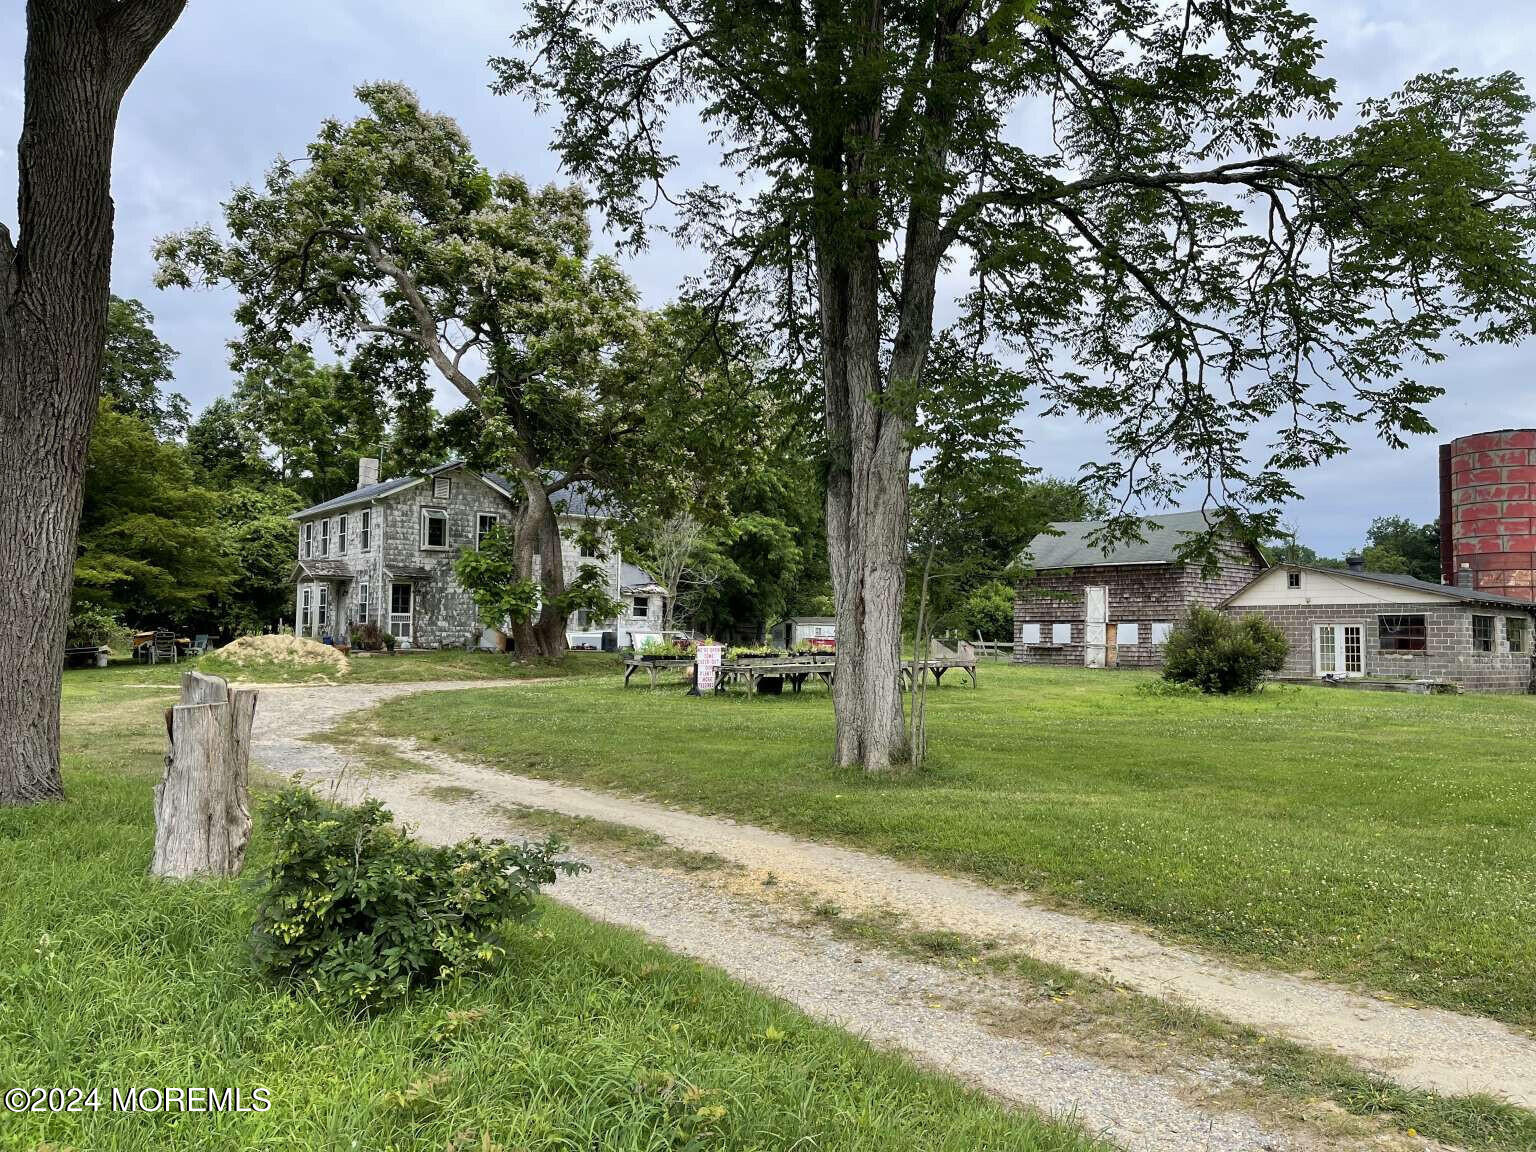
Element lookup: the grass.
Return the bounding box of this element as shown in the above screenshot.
[0,676,1105,1152]
[81,647,622,686]
[367,663,1536,1027]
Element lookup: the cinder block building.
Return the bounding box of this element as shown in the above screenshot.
[1013,511,1267,669]
[1223,560,1535,693]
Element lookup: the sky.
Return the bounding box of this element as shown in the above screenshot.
[2,1,1534,555]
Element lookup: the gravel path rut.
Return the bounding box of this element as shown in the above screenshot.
[249,679,1535,1146]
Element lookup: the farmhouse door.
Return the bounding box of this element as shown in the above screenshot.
[1313,623,1363,677]
[1083,585,1108,668]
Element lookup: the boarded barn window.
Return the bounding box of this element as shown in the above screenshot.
[1020,623,1041,644]
[1378,614,1427,652]
[1150,621,1173,645]
[1051,622,1071,644]
[1118,622,1140,646]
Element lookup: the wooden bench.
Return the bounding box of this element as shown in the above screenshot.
[623,656,697,687]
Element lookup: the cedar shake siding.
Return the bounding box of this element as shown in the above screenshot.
[1013,511,1266,669]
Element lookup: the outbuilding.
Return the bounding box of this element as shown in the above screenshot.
[770,616,837,650]
[1223,560,1535,693]
[1014,510,1267,669]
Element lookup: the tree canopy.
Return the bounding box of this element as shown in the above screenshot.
[504,0,1536,770]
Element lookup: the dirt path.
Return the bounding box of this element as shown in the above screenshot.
[249,680,1535,1138]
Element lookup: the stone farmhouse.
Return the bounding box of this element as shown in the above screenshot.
[289,459,666,650]
[1224,560,1536,693]
[1013,510,1267,669]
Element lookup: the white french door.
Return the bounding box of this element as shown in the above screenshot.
[1314,623,1363,677]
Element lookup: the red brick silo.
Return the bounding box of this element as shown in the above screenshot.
[1441,429,1536,601]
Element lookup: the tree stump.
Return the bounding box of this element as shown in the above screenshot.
[151,670,258,879]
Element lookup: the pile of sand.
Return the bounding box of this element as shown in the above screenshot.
[212,634,350,674]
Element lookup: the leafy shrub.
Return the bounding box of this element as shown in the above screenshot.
[251,788,585,1006]
[351,621,388,652]
[961,580,1015,641]
[1161,606,1287,694]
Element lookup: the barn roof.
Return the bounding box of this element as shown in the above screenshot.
[1022,510,1262,570]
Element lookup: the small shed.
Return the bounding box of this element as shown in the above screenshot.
[770,616,837,650]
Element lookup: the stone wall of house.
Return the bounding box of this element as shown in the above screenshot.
[1232,601,1534,693]
[1012,548,1264,669]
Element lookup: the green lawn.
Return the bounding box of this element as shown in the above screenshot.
[369,664,1536,1026]
[0,677,1101,1152]
[80,647,621,686]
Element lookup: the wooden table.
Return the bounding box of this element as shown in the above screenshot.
[623,656,698,687]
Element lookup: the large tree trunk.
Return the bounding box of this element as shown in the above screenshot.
[0,0,186,807]
[151,671,256,879]
[506,471,569,660]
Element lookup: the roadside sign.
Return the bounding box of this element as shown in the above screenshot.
[696,643,723,694]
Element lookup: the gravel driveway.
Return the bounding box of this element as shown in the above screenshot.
[249,678,1534,1150]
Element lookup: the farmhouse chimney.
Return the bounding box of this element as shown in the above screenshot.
[357,457,380,490]
[1345,554,1364,574]
[1458,562,1475,590]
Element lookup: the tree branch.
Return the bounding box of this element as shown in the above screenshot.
[98,0,186,84]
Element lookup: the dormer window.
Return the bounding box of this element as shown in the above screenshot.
[421,507,448,550]
[433,476,451,500]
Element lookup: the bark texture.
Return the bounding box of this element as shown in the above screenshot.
[151,671,257,879]
[0,0,186,806]
[507,469,569,659]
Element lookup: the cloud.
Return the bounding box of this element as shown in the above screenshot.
[1,1,1531,553]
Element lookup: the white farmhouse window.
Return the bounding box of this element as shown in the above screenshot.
[1051,622,1072,644]
[356,580,369,623]
[433,476,451,500]
[1117,621,1140,646]
[359,509,372,551]
[337,513,348,555]
[302,522,313,559]
[1287,571,1302,589]
[477,513,499,549]
[579,536,601,560]
[632,595,650,616]
[318,518,330,557]
[317,585,329,630]
[421,508,448,549]
[1020,623,1042,644]
[1151,621,1174,645]
[299,586,312,633]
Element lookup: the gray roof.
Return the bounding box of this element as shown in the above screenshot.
[290,460,484,520]
[1271,564,1536,610]
[293,558,355,581]
[291,462,605,520]
[621,562,661,589]
[1023,510,1257,570]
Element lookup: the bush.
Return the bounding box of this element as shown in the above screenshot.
[961,580,1015,641]
[1161,606,1287,694]
[251,788,585,1006]
[351,621,387,652]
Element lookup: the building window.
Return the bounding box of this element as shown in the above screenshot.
[357,580,369,624]
[337,513,348,555]
[318,518,330,557]
[433,476,451,500]
[1378,614,1427,652]
[1020,623,1042,644]
[632,595,650,616]
[421,508,448,549]
[389,582,413,641]
[316,584,329,630]
[575,609,591,630]
[1472,614,1494,653]
[1287,571,1302,589]
[1117,621,1140,646]
[302,522,313,559]
[477,513,499,549]
[1150,621,1174,645]
[299,586,312,633]
[1508,617,1528,654]
[359,508,371,551]
[579,538,601,560]
[1051,622,1072,644]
